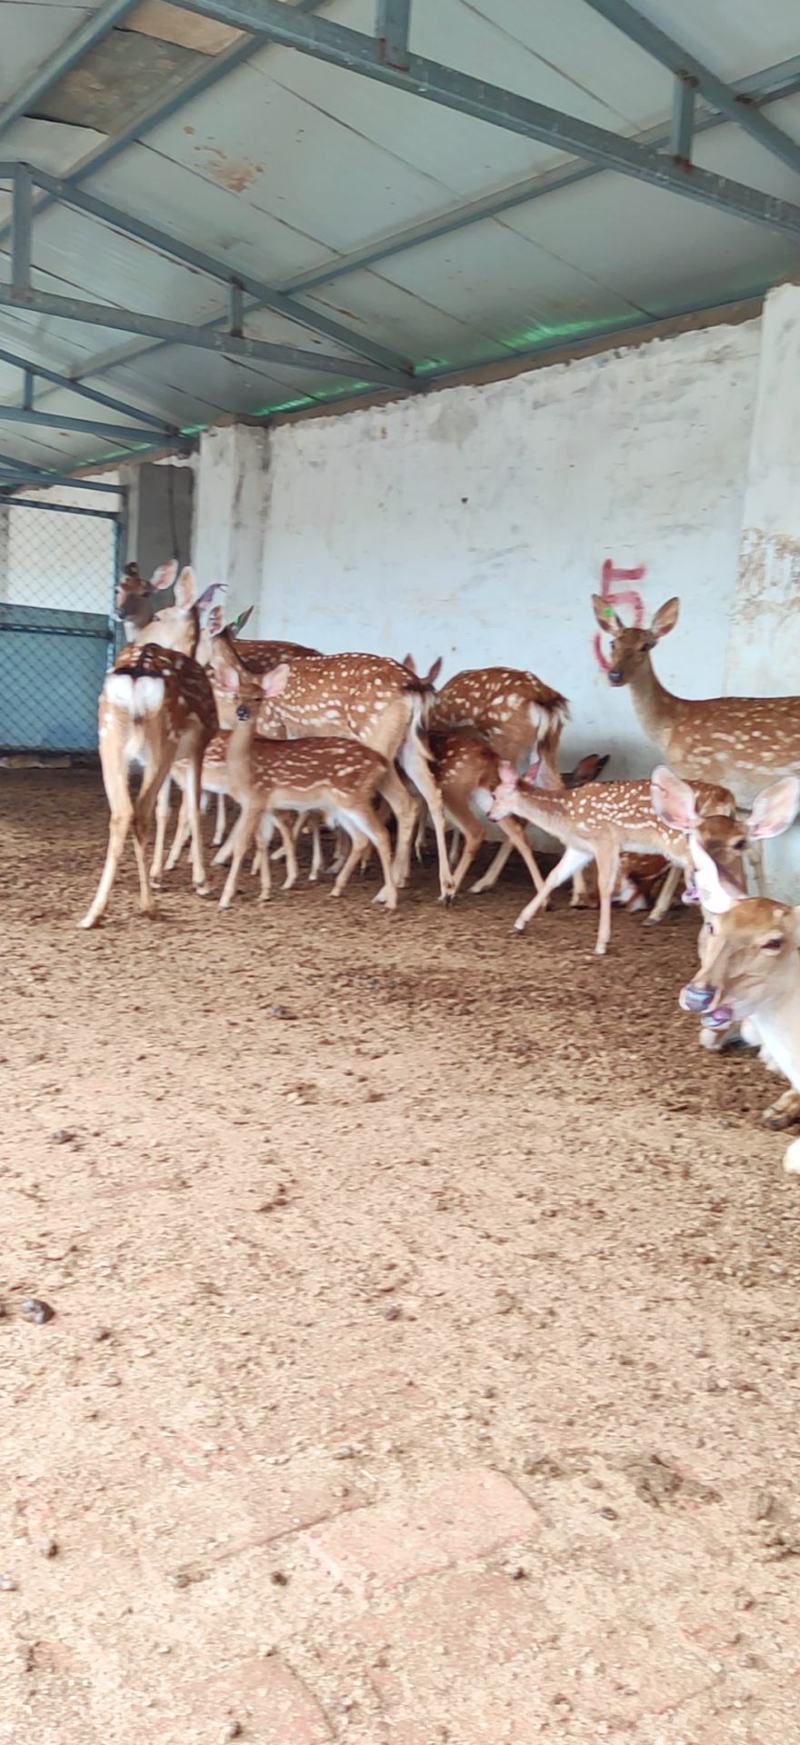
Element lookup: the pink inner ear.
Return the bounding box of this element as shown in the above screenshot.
[175,567,197,611]
[497,760,517,786]
[524,758,541,783]
[150,559,178,592]
[261,662,290,699]
[216,666,239,695]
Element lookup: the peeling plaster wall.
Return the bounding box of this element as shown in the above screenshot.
[259,321,761,777]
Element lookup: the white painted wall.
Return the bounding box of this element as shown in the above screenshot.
[259,321,761,776]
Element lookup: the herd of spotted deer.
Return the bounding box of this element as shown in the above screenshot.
[81,558,800,1175]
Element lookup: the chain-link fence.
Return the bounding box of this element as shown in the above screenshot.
[0,498,120,753]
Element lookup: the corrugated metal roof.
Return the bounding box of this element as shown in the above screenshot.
[0,0,799,478]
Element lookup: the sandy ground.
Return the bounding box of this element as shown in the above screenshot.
[1,768,800,1745]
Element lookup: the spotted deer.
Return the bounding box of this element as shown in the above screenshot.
[80,644,217,929]
[216,666,396,911]
[488,767,735,955]
[655,765,800,1130]
[204,621,321,853]
[210,637,452,899]
[430,665,569,786]
[680,898,800,1174]
[162,732,299,892]
[592,593,800,892]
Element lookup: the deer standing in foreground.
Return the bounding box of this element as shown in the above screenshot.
[657,766,800,1130]
[592,592,800,891]
[210,637,451,900]
[488,767,735,955]
[80,643,217,929]
[680,898,800,1175]
[216,666,396,911]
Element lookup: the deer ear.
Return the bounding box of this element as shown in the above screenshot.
[402,654,417,674]
[651,765,698,832]
[428,656,443,685]
[570,752,608,786]
[650,597,679,639]
[261,662,290,699]
[692,838,737,914]
[748,775,800,841]
[150,559,178,593]
[497,760,518,788]
[216,665,240,696]
[592,593,623,634]
[174,567,198,612]
[233,604,254,634]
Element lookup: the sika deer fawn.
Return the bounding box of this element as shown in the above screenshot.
[680,899,800,1174]
[211,637,451,899]
[217,665,397,912]
[430,665,569,784]
[488,765,734,955]
[80,644,217,929]
[592,592,800,892]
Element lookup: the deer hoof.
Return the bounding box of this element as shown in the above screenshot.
[78,912,99,930]
[595,942,608,956]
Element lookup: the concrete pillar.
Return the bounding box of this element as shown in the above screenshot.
[725,282,800,898]
[120,460,195,577]
[192,425,271,624]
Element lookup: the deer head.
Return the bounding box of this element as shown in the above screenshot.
[592,595,679,688]
[140,569,226,662]
[487,761,522,822]
[680,898,800,1030]
[115,559,178,625]
[652,767,799,912]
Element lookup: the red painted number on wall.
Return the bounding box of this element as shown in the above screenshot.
[593,557,646,673]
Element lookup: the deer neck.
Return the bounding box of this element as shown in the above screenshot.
[226,713,258,798]
[627,655,682,749]
[747,963,800,1093]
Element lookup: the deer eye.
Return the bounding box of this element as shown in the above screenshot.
[761,936,784,952]
[731,837,746,852]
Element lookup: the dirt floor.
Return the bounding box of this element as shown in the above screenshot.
[2,769,800,1745]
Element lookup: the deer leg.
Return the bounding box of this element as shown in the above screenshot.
[263,811,298,891]
[513,846,592,934]
[219,804,261,910]
[762,1088,800,1131]
[645,861,682,925]
[79,748,135,930]
[448,816,486,899]
[470,839,512,894]
[399,736,454,902]
[335,804,397,911]
[376,765,419,897]
[184,750,212,896]
[130,745,179,917]
[593,837,620,956]
[165,792,191,872]
[212,793,227,846]
[149,772,171,887]
[308,819,324,883]
[499,816,546,892]
[570,866,590,908]
[330,827,368,894]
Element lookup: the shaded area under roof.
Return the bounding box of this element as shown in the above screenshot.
[0,0,798,481]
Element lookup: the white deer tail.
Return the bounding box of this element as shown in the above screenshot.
[106,672,165,720]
